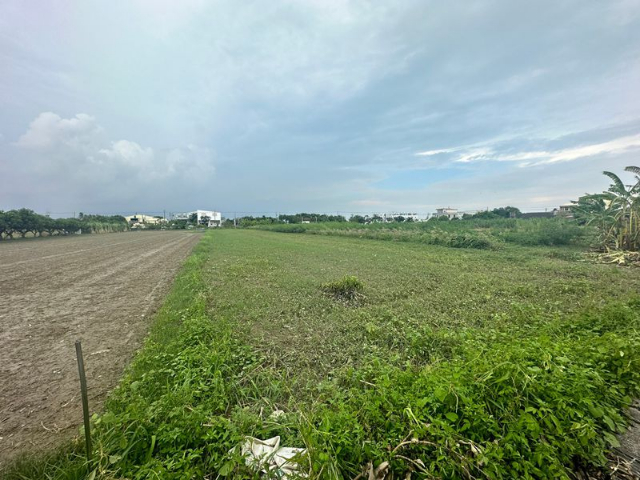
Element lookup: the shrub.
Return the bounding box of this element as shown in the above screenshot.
[424,230,494,249]
[321,275,365,303]
[499,219,585,246]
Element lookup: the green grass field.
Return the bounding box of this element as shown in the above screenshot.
[7,229,640,479]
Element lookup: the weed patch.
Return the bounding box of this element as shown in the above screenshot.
[321,275,366,305]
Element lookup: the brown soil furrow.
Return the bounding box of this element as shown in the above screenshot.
[0,234,163,267]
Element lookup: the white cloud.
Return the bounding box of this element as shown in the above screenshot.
[99,140,154,168]
[534,133,640,165]
[165,145,215,180]
[6,112,216,210]
[16,113,103,150]
[414,147,458,157]
[450,133,640,166]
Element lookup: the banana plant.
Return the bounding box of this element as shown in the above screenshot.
[573,166,640,251]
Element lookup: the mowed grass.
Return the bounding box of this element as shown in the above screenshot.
[216,230,630,379]
[5,229,640,479]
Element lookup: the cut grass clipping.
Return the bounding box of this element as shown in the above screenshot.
[4,230,640,479]
[321,275,366,305]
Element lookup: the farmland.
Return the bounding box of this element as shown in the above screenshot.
[8,227,640,479]
[0,231,201,468]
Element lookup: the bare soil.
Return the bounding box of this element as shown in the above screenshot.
[0,231,201,467]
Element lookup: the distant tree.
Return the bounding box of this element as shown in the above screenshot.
[0,211,7,239]
[279,214,301,224]
[3,211,20,238]
[33,215,50,236]
[188,213,198,224]
[41,216,58,236]
[60,218,81,235]
[171,219,188,229]
[393,215,406,223]
[10,209,39,238]
[491,206,522,218]
[349,215,366,224]
[472,211,500,220]
[199,215,210,226]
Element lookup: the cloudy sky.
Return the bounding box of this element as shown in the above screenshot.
[1,1,639,216]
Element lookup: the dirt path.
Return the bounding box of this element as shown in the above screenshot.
[613,401,640,478]
[0,231,201,467]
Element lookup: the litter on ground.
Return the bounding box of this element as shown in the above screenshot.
[240,435,307,478]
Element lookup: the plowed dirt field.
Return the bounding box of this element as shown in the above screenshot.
[0,231,201,466]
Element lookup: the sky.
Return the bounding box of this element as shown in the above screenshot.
[1,0,640,217]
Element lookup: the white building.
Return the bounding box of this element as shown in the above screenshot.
[381,213,421,222]
[173,210,222,227]
[125,214,165,227]
[434,208,460,219]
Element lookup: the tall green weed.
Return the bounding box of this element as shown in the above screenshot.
[257,218,588,250]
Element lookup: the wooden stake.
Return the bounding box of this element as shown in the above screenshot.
[75,340,92,462]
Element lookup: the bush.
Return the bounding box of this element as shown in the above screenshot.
[422,229,494,249]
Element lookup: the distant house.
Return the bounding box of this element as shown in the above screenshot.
[173,210,222,227]
[125,214,165,228]
[434,208,459,219]
[555,204,574,218]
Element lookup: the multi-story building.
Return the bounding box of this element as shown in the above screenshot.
[173,210,222,227]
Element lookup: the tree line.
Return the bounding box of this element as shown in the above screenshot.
[226,214,348,227]
[229,208,524,226]
[0,209,129,239]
